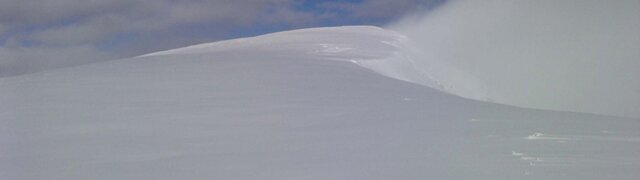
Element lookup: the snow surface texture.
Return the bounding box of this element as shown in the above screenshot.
[1,26,639,179]
[389,0,640,118]
[143,26,490,101]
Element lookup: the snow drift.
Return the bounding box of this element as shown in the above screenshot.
[1,26,639,179]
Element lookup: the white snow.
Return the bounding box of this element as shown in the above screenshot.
[1,26,639,180]
[145,26,491,102]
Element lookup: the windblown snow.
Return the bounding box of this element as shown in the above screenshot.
[1,26,639,180]
[388,0,640,118]
[143,26,491,102]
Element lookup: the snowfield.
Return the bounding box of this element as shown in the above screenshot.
[1,26,639,179]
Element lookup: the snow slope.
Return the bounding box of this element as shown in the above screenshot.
[143,26,490,101]
[1,26,639,180]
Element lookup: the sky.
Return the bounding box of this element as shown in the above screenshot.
[0,0,444,77]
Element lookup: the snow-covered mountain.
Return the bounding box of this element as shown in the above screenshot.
[1,26,639,180]
[143,26,490,101]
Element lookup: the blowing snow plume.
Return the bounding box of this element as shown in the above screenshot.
[388,0,640,118]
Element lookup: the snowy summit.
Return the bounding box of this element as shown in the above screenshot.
[1,26,639,180]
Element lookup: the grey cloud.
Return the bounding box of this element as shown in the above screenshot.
[0,24,6,37]
[8,0,315,46]
[262,5,330,26]
[0,0,133,26]
[1,0,311,77]
[2,0,302,30]
[28,14,128,45]
[0,45,113,76]
[321,0,441,20]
